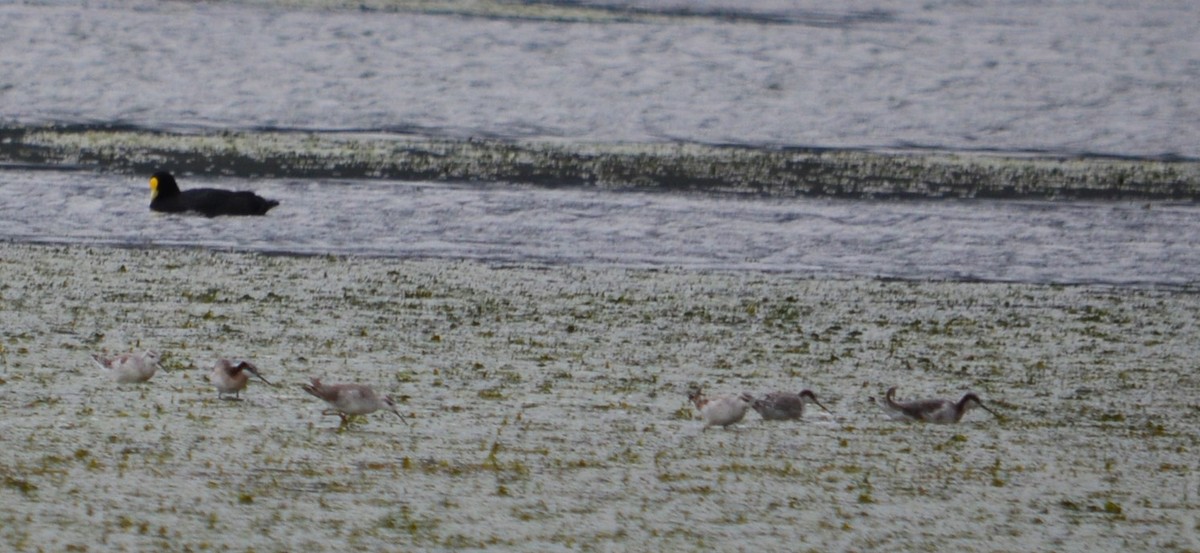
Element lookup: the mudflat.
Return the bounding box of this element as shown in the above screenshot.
[1,243,1196,551]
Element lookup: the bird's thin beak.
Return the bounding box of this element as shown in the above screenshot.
[247,368,273,386]
[979,403,999,418]
[392,408,410,426]
[814,399,833,414]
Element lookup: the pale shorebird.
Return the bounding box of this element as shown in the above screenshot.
[91,350,160,383]
[752,390,832,421]
[209,359,272,400]
[688,388,754,430]
[874,386,998,424]
[300,378,408,426]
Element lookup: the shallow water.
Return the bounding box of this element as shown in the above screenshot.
[2,0,1197,157]
[2,170,1198,287]
[1,0,1198,288]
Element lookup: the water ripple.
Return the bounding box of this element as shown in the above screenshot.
[2,170,1197,288]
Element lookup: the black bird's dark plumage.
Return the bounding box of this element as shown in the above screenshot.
[149,171,279,217]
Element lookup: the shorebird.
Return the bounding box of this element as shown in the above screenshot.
[688,388,754,430]
[91,350,160,383]
[300,378,408,426]
[875,386,998,423]
[752,390,832,421]
[209,359,272,400]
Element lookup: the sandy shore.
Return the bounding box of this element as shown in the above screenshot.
[1,242,1197,551]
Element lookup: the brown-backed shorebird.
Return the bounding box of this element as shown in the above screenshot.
[752,390,831,421]
[209,359,272,400]
[301,378,407,426]
[875,386,997,423]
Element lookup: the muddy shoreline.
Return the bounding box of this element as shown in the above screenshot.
[1,243,1198,551]
[4,126,1199,200]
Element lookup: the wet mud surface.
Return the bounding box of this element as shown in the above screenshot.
[4,127,1198,199]
[1,243,1198,551]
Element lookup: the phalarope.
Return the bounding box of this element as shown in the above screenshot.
[752,390,831,421]
[301,378,408,426]
[210,359,272,400]
[91,350,160,384]
[875,386,997,423]
[688,388,754,430]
